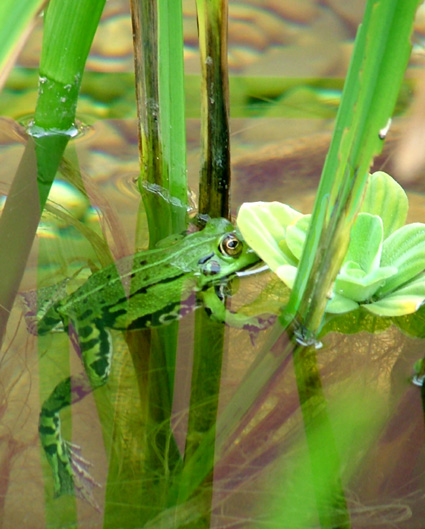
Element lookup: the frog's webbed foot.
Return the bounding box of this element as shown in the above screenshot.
[20,280,71,335]
[40,360,111,510]
[39,320,112,506]
[67,442,101,509]
[201,287,277,341]
[53,441,100,507]
[40,400,100,510]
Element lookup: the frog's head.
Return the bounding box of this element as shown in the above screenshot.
[196,218,262,285]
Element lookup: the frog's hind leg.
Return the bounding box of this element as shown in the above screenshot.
[39,373,101,505]
[39,319,112,506]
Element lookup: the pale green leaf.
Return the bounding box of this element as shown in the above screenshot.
[344,213,383,272]
[364,273,425,316]
[276,264,297,288]
[377,223,425,296]
[286,215,311,261]
[360,171,408,238]
[335,264,397,302]
[237,202,302,270]
[325,294,359,314]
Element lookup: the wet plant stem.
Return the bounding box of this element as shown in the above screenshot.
[292,343,351,528]
[180,2,230,527]
[0,0,105,351]
[129,1,188,523]
[196,0,230,219]
[279,4,420,520]
[131,0,187,244]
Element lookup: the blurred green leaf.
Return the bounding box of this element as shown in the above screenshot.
[0,0,46,90]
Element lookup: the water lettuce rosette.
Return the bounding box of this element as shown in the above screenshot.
[236,172,425,317]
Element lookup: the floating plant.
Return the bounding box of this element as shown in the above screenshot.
[237,171,425,317]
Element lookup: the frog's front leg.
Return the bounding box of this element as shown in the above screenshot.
[201,285,276,335]
[39,317,112,505]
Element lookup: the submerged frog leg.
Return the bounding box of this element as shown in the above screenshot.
[39,318,112,506]
[39,373,101,507]
[201,286,276,336]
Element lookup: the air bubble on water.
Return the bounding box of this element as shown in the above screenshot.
[379,118,392,140]
[27,123,80,139]
[412,374,424,387]
[293,322,323,349]
[24,117,91,140]
[140,180,196,214]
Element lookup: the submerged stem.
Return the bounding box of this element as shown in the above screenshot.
[292,343,351,528]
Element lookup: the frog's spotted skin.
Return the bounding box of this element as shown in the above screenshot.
[33,218,265,504]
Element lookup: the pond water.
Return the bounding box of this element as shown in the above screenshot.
[1,1,425,528]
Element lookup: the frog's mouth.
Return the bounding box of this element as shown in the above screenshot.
[236,263,269,278]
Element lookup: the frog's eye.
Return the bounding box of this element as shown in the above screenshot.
[218,233,243,258]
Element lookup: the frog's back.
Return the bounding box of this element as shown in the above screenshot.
[58,251,193,327]
[56,217,256,330]
[56,222,227,328]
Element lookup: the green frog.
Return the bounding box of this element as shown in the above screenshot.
[29,218,268,503]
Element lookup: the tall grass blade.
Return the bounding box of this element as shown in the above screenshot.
[281,1,420,527]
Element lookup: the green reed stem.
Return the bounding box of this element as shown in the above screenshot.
[177,3,230,527]
[0,2,105,525]
[1,1,105,525]
[157,0,187,228]
[282,1,419,527]
[0,0,105,349]
[129,2,188,524]
[292,344,351,528]
[196,0,230,218]
[132,0,187,244]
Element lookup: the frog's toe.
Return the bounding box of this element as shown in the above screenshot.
[67,442,101,510]
[40,418,100,509]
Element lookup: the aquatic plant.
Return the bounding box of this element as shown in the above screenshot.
[0,0,423,528]
[238,171,425,318]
